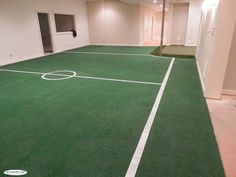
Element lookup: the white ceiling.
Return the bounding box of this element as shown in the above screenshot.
[86,0,190,4]
[121,0,166,5]
[86,0,191,11]
[120,0,190,11]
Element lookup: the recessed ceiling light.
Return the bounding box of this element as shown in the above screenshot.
[153,0,157,3]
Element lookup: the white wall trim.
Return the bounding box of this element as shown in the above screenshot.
[196,59,206,95]
[184,44,197,47]
[222,89,236,96]
[170,42,185,46]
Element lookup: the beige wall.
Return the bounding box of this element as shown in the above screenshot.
[139,5,156,45]
[153,12,162,42]
[171,3,189,45]
[166,4,174,45]
[87,0,140,45]
[196,2,219,91]
[87,1,174,46]
[185,0,203,46]
[86,1,105,44]
[223,23,236,92]
[0,0,89,66]
[87,0,202,46]
[196,0,236,99]
[152,10,171,45]
[138,5,172,45]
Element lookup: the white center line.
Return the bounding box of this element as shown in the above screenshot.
[125,58,175,177]
[0,68,162,86]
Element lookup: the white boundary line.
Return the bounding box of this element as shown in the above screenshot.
[0,69,162,86]
[77,75,161,85]
[125,57,175,177]
[0,69,44,75]
[64,51,172,59]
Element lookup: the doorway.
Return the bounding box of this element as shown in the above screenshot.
[37,13,53,53]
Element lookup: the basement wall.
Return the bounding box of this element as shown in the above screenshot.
[87,0,140,45]
[0,0,89,66]
[223,24,236,95]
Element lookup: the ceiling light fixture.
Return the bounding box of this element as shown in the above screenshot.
[202,0,219,11]
[153,0,158,3]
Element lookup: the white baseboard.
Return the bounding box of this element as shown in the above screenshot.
[184,45,197,47]
[184,43,197,47]
[170,43,185,46]
[222,89,236,96]
[196,59,206,95]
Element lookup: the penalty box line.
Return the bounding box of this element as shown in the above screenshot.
[0,68,162,86]
[125,58,175,177]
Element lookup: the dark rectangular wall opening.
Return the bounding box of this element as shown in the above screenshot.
[54,14,75,32]
[38,13,53,53]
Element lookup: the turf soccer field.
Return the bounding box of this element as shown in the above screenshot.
[0,46,225,177]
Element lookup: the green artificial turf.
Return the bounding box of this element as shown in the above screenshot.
[136,58,225,177]
[1,52,170,84]
[0,73,159,177]
[0,46,225,177]
[0,46,167,177]
[69,45,157,54]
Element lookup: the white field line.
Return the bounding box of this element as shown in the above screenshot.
[0,69,44,75]
[0,69,162,86]
[125,58,175,177]
[64,51,172,59]
[77,75,161,85]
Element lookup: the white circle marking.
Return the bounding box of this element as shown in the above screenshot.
[41,70,77,80]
